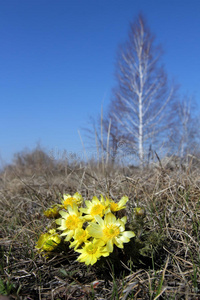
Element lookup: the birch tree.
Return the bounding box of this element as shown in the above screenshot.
[109,15,175,166]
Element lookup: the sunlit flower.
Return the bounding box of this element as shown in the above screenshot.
[56,204,84,241]
[44,205,61,218]
[75,239,109,265]
[62,192,83,209]
[36,229,61,252]
[80,195,109,221]
[69,228,90,250]
[109,196,128,212]
[87,212,135,252]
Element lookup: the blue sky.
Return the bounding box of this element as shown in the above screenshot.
[0,0,200,165]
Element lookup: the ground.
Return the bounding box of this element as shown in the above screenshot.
[0,150,200,299]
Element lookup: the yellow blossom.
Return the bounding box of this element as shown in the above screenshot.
[80,195,109,221]
[56,204,84,241]
[69,228,90,250]
[36,229,61,252]
[109,196,129,212]
[44,205,61,218]
[134,207,146,217]
[62,192,83,209]
[75,239,109,265]
[87,212,135,252]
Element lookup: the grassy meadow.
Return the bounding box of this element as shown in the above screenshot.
[0,148,200,299]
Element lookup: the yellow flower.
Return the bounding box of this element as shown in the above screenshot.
[69,228,90,250]
[134,207,146,217]
[80,195,109,221]
[44,205,61,218]
[36,229,61,252]
[56,204,84,241]
[61,192,82,209]
[109,196,128,212]
[76,239,109,265]
[87,213,135,252]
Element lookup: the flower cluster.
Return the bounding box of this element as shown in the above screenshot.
[36,193,135,266]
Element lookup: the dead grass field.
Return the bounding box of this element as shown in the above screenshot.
[0,149,200,299]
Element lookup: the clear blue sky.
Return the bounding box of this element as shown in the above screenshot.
[0,0,200,165]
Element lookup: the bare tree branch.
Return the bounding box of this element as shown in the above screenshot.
[108,14,176,166]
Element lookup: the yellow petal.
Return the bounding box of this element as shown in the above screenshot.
[119,196,128,206]
[123,231,135,238]
[94,215,104,226]
[106,239,113,252]
[104,212,116,224]
[87,223,103,238]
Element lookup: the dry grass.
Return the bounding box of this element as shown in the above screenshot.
[0,149,200,299]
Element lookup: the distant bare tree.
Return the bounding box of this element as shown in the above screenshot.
[86,107,124,167]
[175,96,199,164]
[102,102,135,165]
[178,97,191,160]
[108,15,176,167]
